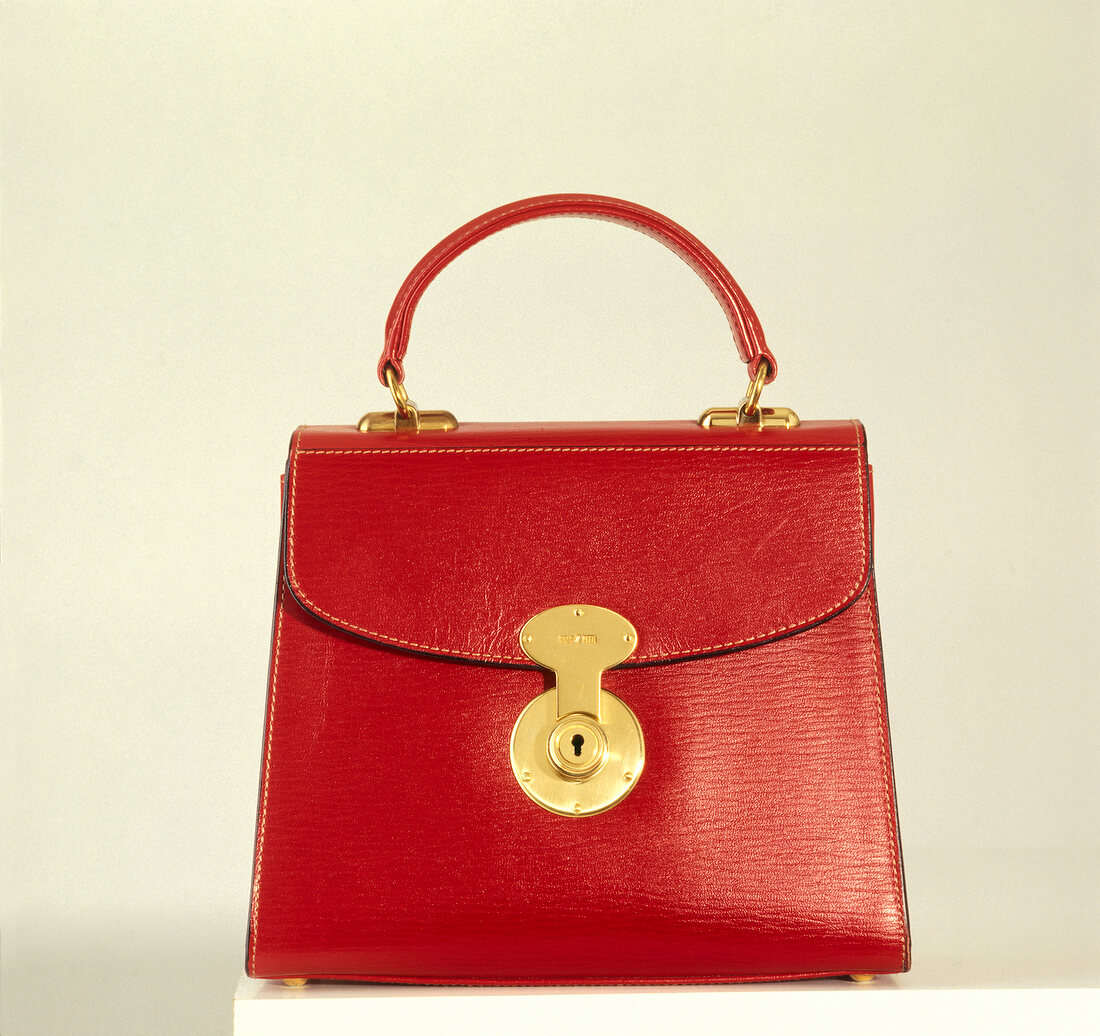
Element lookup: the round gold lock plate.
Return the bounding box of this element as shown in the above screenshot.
[510,690,644,816]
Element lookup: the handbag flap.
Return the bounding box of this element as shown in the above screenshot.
[282,421,871,666]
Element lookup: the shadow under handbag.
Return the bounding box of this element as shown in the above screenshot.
[246,194,910,985]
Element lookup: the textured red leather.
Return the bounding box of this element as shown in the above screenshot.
[377,194,778,385]
[247,420,910,983]
[248,196,908,983]
[285,422,868,665]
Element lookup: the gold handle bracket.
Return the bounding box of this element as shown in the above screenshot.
[361,361,796,432]
[699,359,801,429]
[358,365,458,433]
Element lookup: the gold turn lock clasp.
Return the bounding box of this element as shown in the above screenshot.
[510,605,645,816]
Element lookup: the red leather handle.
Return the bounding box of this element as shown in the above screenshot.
[377,194,778,386]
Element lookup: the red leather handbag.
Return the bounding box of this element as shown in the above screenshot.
[246,195,910,985]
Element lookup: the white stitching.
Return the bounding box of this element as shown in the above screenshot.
[249,432,300,976]
[865,586,910,970]
[249,579,286,975]
[285,441,868,663]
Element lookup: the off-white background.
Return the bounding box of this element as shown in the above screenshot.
[2,2,1097,1033]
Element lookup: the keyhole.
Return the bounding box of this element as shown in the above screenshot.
[571,733,585,757]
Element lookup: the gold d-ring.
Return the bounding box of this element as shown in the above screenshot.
[735,359,769,424]
[743,360,768,414]
[383,364,420,426]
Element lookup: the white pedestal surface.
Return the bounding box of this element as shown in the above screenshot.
[234,974,1098,1036]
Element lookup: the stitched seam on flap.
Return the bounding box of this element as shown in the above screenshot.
[249,577,287,975]
[286,442,867,663]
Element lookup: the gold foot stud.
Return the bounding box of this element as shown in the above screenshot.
[282,977,308,987]
[849,973,875,983]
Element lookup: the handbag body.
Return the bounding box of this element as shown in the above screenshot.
[246,195,910,984]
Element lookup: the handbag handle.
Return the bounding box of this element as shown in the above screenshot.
[376,193,778,388]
